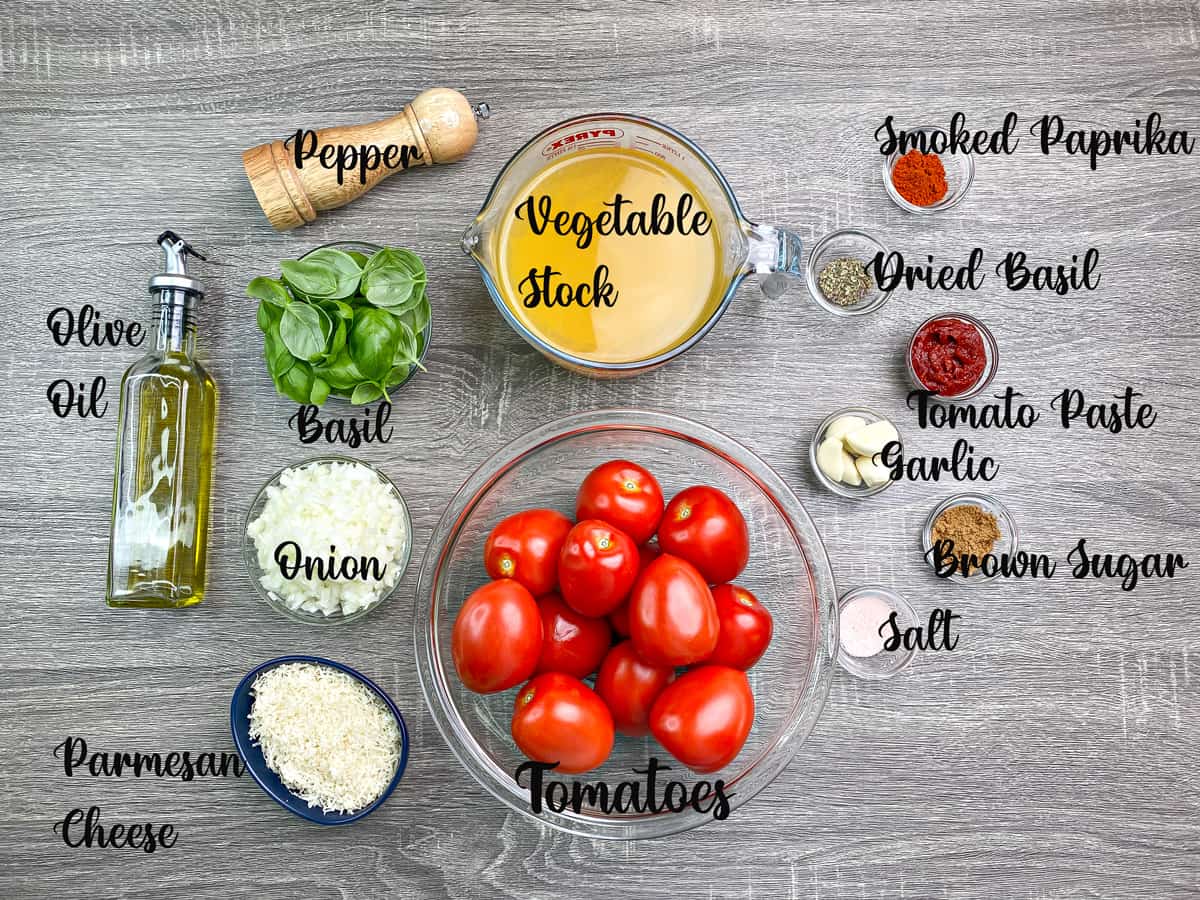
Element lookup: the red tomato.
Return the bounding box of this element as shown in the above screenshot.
[557,520,640,617]
[594,640,675,736]
[484,508,573,597]
[452,580,542,693]
[657,485,750,584]
[576,460,665,544]
[705,584,774,670]
[534,593,611,679]
[511,672,614,774]
[609,543,660,636]
[608,600,631,637]
[649,665,754,774]
[629,554,718,666]
[638,542,662,569]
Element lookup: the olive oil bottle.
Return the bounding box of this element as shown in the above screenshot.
[106,231,217,608]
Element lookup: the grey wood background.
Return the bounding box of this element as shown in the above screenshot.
[2,1,1198,897]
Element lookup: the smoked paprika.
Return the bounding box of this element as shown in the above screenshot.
[891,149,948,206]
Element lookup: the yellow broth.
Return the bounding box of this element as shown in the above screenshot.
[492,147,725,364]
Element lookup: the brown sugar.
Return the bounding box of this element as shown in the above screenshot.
[931,503,1001,568]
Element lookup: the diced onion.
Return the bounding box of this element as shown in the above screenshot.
[246,461,408,617]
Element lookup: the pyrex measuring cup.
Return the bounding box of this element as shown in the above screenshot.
[461,113,804,377]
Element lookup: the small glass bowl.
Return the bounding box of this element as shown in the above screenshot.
[804,228,893,317]
[300,241,431,395]
[836,586,917,679]
[809,406,901,499]
[906,311,999,401]
[882,126,975,214]
[243,456,413,624]
[921,492,1019,585]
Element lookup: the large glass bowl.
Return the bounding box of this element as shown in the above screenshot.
[413,410,838,839]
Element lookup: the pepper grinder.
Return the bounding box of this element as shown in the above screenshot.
[242,87,488,230]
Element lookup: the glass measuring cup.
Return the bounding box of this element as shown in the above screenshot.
[461,113,804,377]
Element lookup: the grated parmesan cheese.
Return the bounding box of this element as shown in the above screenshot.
[246,460,409,617]
[248,662,402,814]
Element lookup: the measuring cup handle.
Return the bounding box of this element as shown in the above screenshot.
[745,223,804,300]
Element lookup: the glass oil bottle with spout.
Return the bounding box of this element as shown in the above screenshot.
[106,231,217,608]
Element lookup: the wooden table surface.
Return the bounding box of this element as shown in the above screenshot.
[3,1,1199,897]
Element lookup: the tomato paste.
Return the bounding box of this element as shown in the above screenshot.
[909,316,988,396]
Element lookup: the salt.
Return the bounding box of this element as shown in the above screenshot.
[839,594,894,658]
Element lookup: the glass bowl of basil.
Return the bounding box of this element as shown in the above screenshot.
[249,241,431,406]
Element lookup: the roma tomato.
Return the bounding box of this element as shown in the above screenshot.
[511,672,614,774]
[576,460,665,545]
[557,520,639,617]
[484,508,573,597]
[657,485,750,585]
[594,640,675,736]
[608,601,631,637]
[534,593,612,679]
[452,580,542,694]
[638,542,662,569]
[629,553,718,667]
[705,584,773,670]
[609,543,660,637]
[649,665,754,774]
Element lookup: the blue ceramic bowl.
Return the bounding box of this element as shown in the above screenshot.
[230,655,409,825]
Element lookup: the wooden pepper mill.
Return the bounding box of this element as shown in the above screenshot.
[242,87,486,231]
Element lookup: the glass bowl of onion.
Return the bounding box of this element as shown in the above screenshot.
[242,456,413,625]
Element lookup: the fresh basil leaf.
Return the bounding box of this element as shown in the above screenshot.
[318,298,355,322]
[309,377,331,406]
[263,330,295,378]
[393,320,419,365]
[385,364,411,388]
[386,247,429,278]
[350,382,384,404]
[248,276,291,308]
[325,318,347,361]
[257,299,284,334]
[400,292,431,336]
[364,265,418,309]
[394,288,428,317]
[300,247,362,299]
[274,360,315,405]
[369,247,426,277]
[363,247,427,309]
[280,302,331,362]
[391,320,426,372]
[362,248,390,274]
[349,307,402,381]
[347,250,371,269]
[312,348,365,391]
[280,258,339,298]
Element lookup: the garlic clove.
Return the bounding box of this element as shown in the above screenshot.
[855,454,892,487]
[844,420,900,457]
[840,450,862,486]
[825,415,868,443]
[816,437,845,483]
